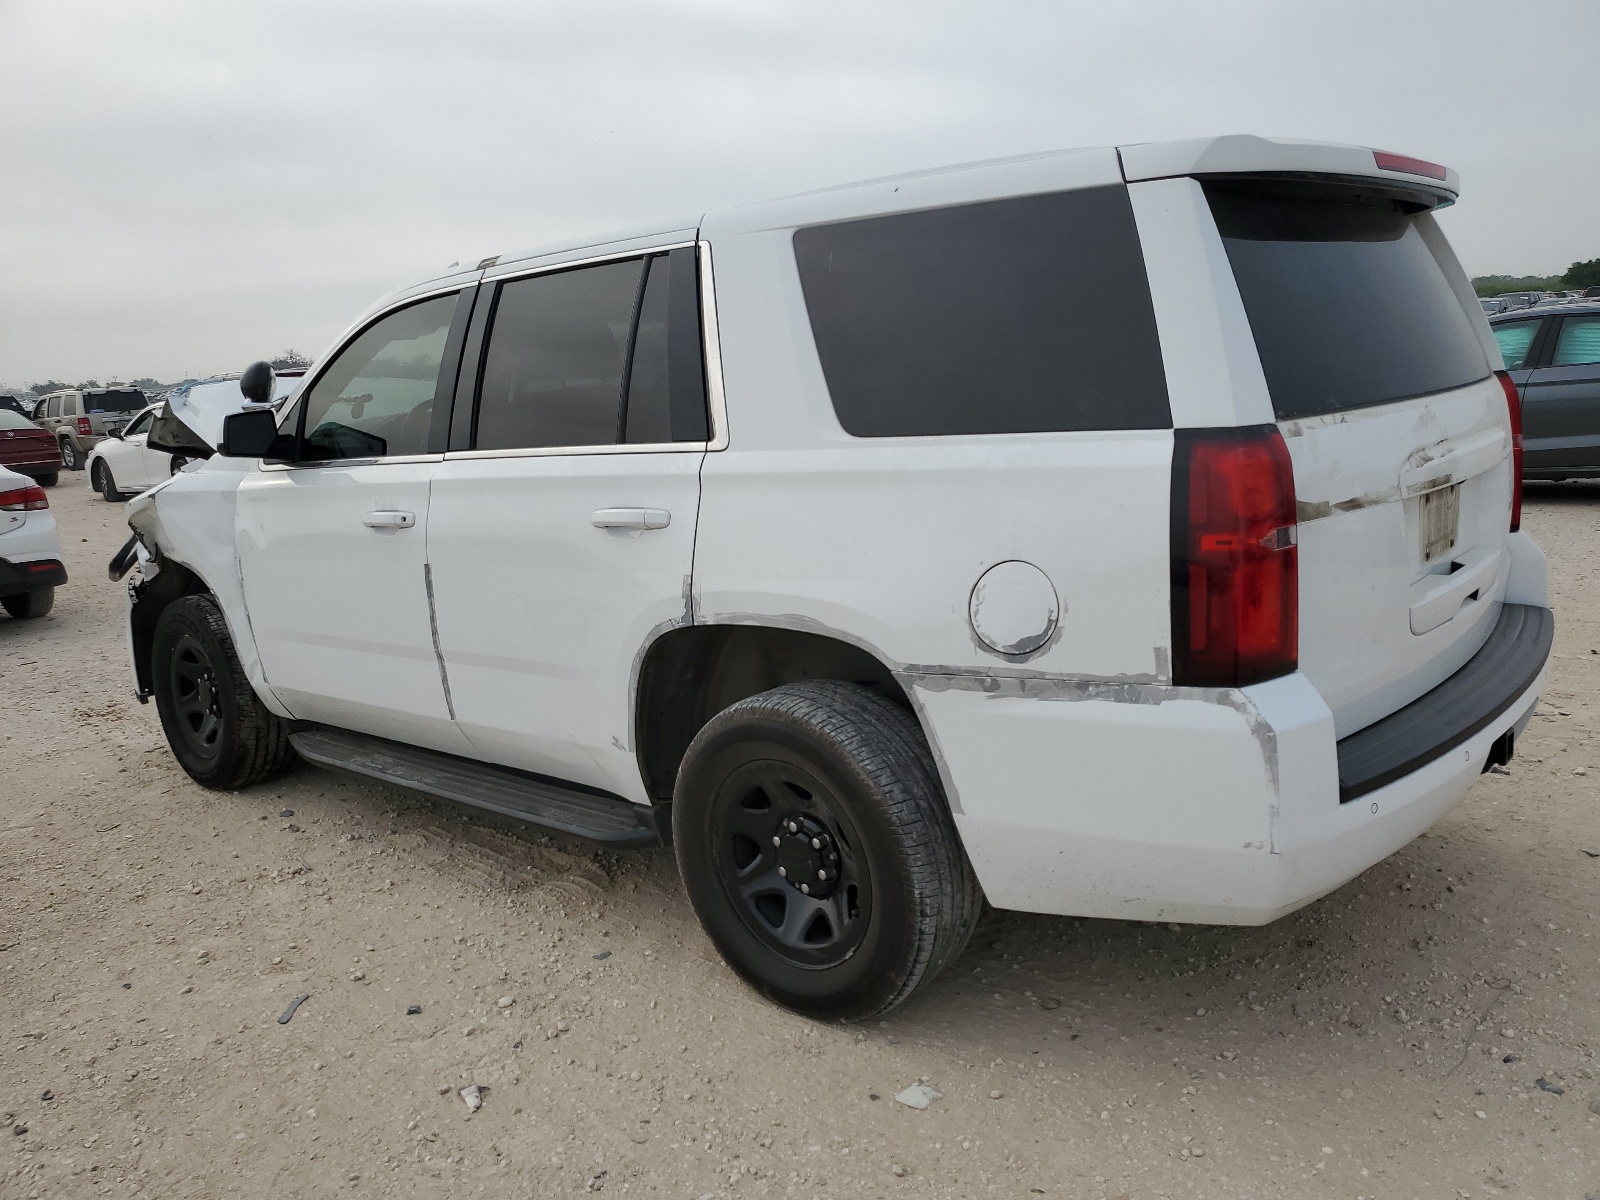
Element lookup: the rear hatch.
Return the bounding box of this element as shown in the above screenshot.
[1203,176,1511,737]
[82,388,147,434]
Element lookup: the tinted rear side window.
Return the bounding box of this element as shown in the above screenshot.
[1206,181,1489,420]
[794,186,1170,437]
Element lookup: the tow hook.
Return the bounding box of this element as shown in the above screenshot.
[1483,729,1515,772]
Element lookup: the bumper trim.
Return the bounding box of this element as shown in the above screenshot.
[1337,602,1553,802]
[0,557,67,595]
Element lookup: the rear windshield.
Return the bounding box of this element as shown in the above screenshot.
[794,185,1171,437]
[83,389,146,414]
[0,410,39,430]
[1205,181,1489,420]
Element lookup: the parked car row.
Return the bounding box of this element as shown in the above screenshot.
[1481,287,1600,316]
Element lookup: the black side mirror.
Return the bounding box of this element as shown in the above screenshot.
[240,360,276,405]
[108,425,125,439]
[218,408,280,457]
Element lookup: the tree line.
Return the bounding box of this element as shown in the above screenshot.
[1474,258,1600,297]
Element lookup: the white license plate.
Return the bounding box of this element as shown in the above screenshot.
[1420,484,1461,562]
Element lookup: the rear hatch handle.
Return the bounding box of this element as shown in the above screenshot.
[1409,545,1501,635]
[1400,428,1507,497]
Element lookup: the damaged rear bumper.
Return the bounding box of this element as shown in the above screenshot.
[907,605,1551,925]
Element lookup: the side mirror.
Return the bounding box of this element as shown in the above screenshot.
[108,425,125,440]
[218,408,280,457]
[240,360,276,405]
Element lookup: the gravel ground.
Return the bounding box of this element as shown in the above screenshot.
[3,476,1598,1199]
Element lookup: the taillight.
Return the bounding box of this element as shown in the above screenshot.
[1372,150,1448,181]
[1171,426,1298,688]
[0,484,49,511]
[76,416,92,436]
[1496,370,1523,532]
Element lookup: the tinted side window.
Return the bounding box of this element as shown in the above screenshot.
[299,293,459,461]
[63,397,78,417]
[1207,181,1489,419]
[45,398,60,418]
[1492,319,1543,370]
[794,186,1171,437]
[125,410,155,436]
[1552,316,1600,367]
[622,248,710,444]
[475,259,643,451]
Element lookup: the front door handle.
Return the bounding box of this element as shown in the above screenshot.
[363,510,416,529]
[591,507,671,530]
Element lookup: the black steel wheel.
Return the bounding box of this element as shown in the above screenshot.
[674,681,982,1020]
[151,594,295,789]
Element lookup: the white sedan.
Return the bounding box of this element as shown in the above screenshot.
[87,372,301,501]
[0,463,66,619]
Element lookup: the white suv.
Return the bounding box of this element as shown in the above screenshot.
[115,135,1552,1019]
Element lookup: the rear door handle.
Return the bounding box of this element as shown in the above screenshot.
[363,510,416,529]
[591,507,671,530]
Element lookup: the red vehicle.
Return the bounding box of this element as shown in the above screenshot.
[0,410,63,486]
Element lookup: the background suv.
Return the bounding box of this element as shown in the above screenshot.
[33,386,147,471]
[1491,300,1600,479]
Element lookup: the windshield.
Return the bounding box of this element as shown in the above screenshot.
[83,390,147,414]
[1206,180,1489,420]
[0,410,40,430]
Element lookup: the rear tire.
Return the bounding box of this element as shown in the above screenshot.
[673,680,981,1020]
[151,594,296,790]
[1,588,53,619]
[58,438,81,471]
[35,472,58,488]
[169,454,193,476]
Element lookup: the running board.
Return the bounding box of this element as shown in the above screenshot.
[287,726,667,848]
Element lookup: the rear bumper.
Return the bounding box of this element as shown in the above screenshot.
[911,602,1552,925]
[0,455,63,474]
[0,557,68,596]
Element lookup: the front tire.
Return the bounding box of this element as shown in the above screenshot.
[1,588,53,619]
[92,461,122,502]
[151,594,296,789]
[673,680,981,1020]
[59,438,81,470]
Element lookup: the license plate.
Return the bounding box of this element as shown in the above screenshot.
[1420,484,1460,562]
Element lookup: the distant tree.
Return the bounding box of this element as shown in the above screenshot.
[129,377,163,390]
[1473,274,1565,297]
[1564,259,1600,290]
[28,380,68,395]
[73,379,100,390]
[269,350,312,370]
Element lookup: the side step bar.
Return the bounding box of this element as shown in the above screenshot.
[288,726,668,849]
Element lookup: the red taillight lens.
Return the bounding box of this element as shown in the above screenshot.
[0,485,49,511]
[1496,370,1523,532]
[1172,426,1298,688]
[76,416,92,436]
[1372,150,1448,181]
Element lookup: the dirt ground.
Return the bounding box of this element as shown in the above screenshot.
[2,476,1598,1200]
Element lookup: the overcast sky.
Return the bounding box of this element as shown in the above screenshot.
[1,0,1595,385]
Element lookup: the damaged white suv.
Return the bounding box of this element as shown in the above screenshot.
[115,136,1552,1019]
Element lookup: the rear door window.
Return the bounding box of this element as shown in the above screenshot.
[1205,180,1490,419]
[1492,319,1544,370]
[1552,315,1600,367]
[793,186,1171,437]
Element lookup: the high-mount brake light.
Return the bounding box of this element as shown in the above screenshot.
[1372,150,1447,181]
[1171,426,1299,688]
[1496,370,1523,532]
[0,484,49,511]
[76,416,92,437]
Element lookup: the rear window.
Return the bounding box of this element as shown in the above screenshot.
[794,185,1171,437]
[1205,181,1489,420]
[83,389,147,413]
[0,410,38,430]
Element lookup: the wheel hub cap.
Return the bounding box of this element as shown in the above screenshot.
[772,813,840,898]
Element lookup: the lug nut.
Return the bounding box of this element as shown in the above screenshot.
[800,884,810,894]
[811,837,821,849]
[772,836,781,846]
[778,867,787,877]
[817,869,828,881]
